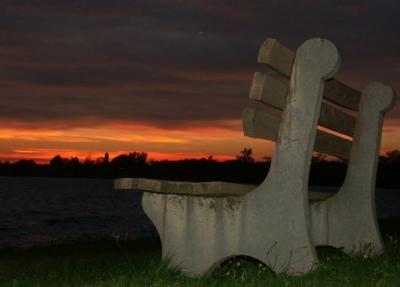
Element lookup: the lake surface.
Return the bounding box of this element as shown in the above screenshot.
[0,176,156,248]
[0,176,399,248]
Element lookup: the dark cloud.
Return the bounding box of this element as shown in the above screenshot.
[0,0,399,131]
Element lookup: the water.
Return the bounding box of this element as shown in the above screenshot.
[0,176,156,248]
[0,176,399,248]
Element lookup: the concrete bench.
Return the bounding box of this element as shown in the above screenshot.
[115,38,396,276]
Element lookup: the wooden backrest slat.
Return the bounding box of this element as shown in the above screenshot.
[243,108,351,159]
[324,79,361,110]
[258,39,294,77]
[319,102,355,137]
[249,72,287,110]
[242,108,280,141]
[258,38,361,111]
[250,72,356,137]
[314,130,351,159]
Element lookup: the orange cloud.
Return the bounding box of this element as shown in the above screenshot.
[0,120,275,163]
[0,116,399,164]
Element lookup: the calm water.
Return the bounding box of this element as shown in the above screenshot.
[0,176,399,248]
[0,176,156,248]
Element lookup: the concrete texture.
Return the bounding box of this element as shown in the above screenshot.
[141,38,340,277]
[310,82,396,254]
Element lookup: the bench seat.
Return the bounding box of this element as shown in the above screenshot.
[115,178,335,201]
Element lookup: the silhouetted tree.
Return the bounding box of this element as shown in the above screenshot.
[110,152,148,177]
[49,155,67,169]
[104,152,109,164]
[385,150,400,163]
[111,152,147,167]
[13,160,38,176]
[0,149,398,187]
[236,148,255,163]
[207,155,215,162]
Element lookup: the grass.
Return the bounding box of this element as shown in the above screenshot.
[1,220,400,287]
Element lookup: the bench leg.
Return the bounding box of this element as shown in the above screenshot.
[310,82,396,255]
[310,192,383,255]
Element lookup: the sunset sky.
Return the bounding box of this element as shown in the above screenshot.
[0,0,399,163]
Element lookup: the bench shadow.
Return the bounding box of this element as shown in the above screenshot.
[315,245,349,262]
[212,255,274,276]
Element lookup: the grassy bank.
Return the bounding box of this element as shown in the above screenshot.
[1,220,400,287]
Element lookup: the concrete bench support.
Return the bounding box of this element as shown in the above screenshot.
[142,38,340,276]
[310,83,396,254]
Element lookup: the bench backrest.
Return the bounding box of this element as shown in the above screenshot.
[243,38,360,160]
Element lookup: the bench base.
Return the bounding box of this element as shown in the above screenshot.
[140,188,383,277]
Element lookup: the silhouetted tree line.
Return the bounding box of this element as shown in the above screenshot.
[0,149,399,187]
